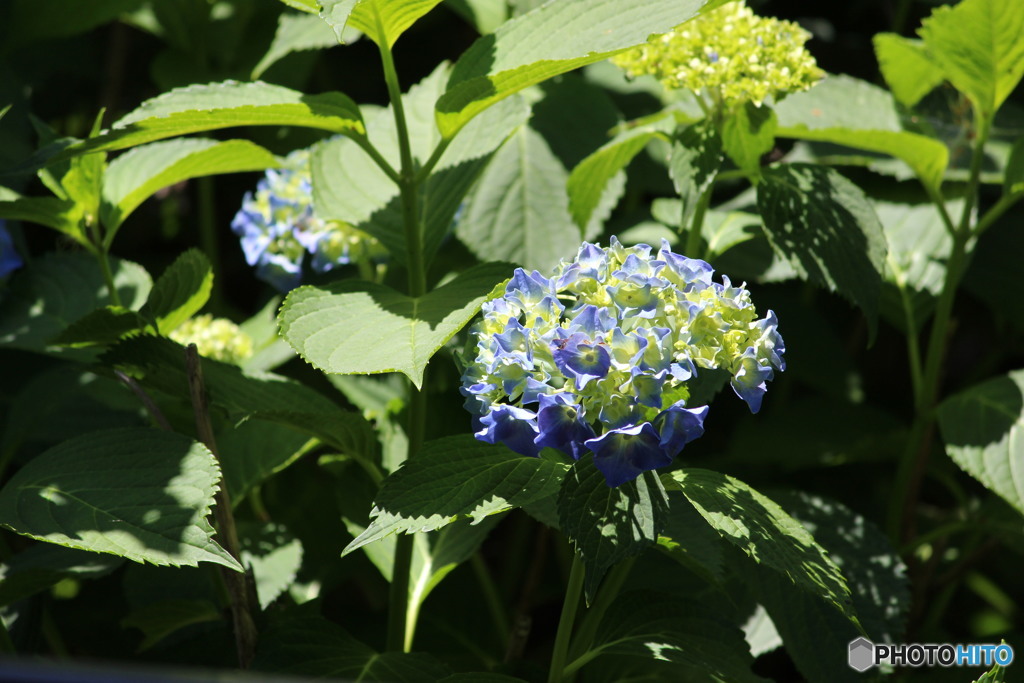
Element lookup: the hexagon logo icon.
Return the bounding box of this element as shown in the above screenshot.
[848,637,875,672]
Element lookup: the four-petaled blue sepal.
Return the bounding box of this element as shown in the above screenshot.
[553,333,611,389]
[731,348,774,413]
[655,402,708,455]
[586,422,672,487]
[535,393,596,460]
[476,405,542,457]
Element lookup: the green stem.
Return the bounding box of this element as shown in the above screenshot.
[974,192,1022,238]
[471,552,510,646]
[887,114,992,545]
[95,245,122,307]
[547,553,586,683]
[374,16,430,652]
[685,184,712,259]
[568,557,634,663]
[414,137,453,184]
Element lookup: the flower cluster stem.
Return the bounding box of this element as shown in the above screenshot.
[547,552,585,683]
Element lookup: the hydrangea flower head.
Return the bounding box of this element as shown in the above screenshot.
[612,1,823,107]
[461,238,785,487]
[0,220,23,278]
[232,148,384,291]
[170,314,254,364]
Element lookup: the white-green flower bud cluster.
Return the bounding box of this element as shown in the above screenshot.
[613,1,823,107]
[170,314,254,364]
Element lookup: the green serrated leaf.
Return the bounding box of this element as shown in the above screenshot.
[0,188,85,244]
[239,522,304,610]
[218,421,317,506]
[321,0,444,47]
[435,0,715,139]
[312,66,528,267]
[568,127,665,230]
[657,492,725,585]
[558,457,669,599]
[279,262,511,387]
[253,12,348,79]
[456,125,581,271]
[254,612,452,680]
[60,81,364,160]
[873,34,945,108]
[0,252,152,358]
[721,103,775,178]
[938,369,1024,518]
[0,544,122,608]
[973,655,1008,683]
[343,435,569,553]
[919,0,1024,120]
[590,592,770,683]
[445,0,509,34]
[670,119,723,231]
[0,428,241,571]
[774,74,949,192]
[277,0,320,14]
[50,306,149,347]
[139,249,213,334]
[757,163,887,340]
[663,469,855,621]
[101,139,279,233]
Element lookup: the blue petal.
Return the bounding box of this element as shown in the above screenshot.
[475,405,541,457]
[505,268,555,311]
[585,422,671,487]
[654,402,708,455]
[0,222,23,278]
[731,348,774,413]
[535,393,595,460]
[553,333,611,389]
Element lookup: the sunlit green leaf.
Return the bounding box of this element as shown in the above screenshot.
[320,0,443,46]
[0,428,241,570]
[253,12,349,79]
[139,249,213,334]
[872,34,945,108]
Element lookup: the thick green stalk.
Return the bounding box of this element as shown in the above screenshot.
[684,184,712,259]
[374,14,429,652]
[547,553,586,683]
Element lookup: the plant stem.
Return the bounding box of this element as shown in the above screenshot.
[685,184,712,259]
[887,114,992,545]
[547,552,585,683]
[567,557,634,664]
[96,247,122,307]
[185,344,258,668]
[374,13,430,653]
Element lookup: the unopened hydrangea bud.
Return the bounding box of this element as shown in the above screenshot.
[231,147,385,291]
[612,1,823,107]
[461,238,785,487]
[170,314,254,364]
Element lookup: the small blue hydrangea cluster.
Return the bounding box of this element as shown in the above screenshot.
[461,238,785,487]
[231,148,383,291]
[0,220,23,278]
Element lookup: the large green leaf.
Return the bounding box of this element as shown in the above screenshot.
[567,127,665,230]
[559,457,669,599]
[101,138,279,232]
[279,261,510,388]
[435,0,715,138]
[239,522,304,610]
[670,120,723,231]
[938,369,1024,518]
[445,0,509,34]
[588,592,769,683]
[739,492,908,683]
[919,0,1024,119]
[121,599,224,651]
[139,249,214,334]
[0,187,85,244]
[217,420,317,506]
[312,66,529,266]
[774,74,949,191]
[253,12,348,79]
[320,0,444,47]
[343,435,570,553]
[455,125,581,271]
[253,612,451,680]
[49,306,150,348]
[0,428,241,570]
[0,252,152,358]
[663,469,855,620]
[721,103,775,178]
[757,164,887,338]
[872,34,945,108]
[62,82,364,159]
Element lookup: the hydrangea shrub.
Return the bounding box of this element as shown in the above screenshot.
[462,238,784,486]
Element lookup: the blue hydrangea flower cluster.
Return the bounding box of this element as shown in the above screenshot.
[231,148,383,291]
[461,238,785,487]
[0,220,23,278]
